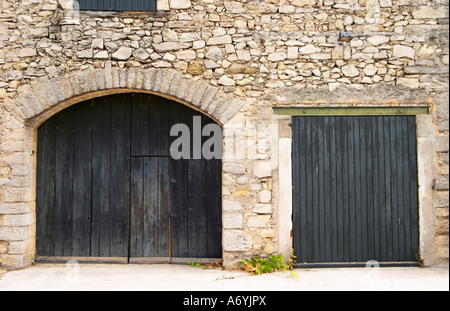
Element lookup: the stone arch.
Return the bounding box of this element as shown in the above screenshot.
[13,68,244,128]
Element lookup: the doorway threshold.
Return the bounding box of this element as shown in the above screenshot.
[35,256,222,266]
[294,262,421,269]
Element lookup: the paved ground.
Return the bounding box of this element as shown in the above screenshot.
[0,264,448,291]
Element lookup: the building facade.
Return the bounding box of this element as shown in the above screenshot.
[0,0,448,269]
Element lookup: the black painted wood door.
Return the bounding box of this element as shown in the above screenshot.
[36,94,222,261]
[292,116,420,265]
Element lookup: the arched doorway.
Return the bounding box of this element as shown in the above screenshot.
[35,93,222,263]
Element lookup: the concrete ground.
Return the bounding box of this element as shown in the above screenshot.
[0,264,448,291]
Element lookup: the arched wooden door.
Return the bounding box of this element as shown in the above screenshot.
[36,93,222,263]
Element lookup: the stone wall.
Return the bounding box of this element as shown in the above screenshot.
[0,0,448,269]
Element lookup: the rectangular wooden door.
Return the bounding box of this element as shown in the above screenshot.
[130,157,171,261]
[292,116,420,266]
[36,96,132,259]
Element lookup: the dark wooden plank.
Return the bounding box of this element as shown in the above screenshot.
[170,103,191,258]
[105,0,113,11]
[377,117,388,261]
[328,117,338,261]
[91,97,112,257]
[311,117,320,262]
[401,117,411,262]
[202,113,222,258]
[407,116,420,261]
[149,96,170,157]
[366,117,376,260]
[317,117,325,262]
[353,116,363,262]
[157,157,171,257]
[53,107,75,257]
[371,117,381,260]
[365,117,375,261]
[298,117,308,263]
[206,158,222,258]
[130,0,138,11]
[71,102,93,257]
[359,117,368,261]
[159,98,171,157]
[187,159,208,258]
[178,110,222,259]
[109,94,131,257]
[86,0,93,10]
[390,116,399,261]
[305,117,314,263]
[322,117,331,262]
[36,118,57,257]
[170,158,190,258]
[383,116,393,261]
[341,117,350,262]
[335,117,344,262]
[143,157,158,257]
[347,117,357,261]
[398,117,407,261]
[130,157,144,258]
[149,0,157,11]
[131,94,150,156]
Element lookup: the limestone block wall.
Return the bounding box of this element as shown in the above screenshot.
[0,0,448,269]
